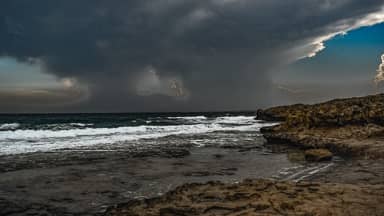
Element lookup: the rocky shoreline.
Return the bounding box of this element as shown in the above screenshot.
[106,94,384,216]
[257,94,384,159]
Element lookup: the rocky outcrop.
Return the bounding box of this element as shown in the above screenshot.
[105,179,384,216]
[257,94,384,158]
[304,149,333,162]
[257,94,384,127]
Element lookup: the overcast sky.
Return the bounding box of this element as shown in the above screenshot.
[0,0,384,113]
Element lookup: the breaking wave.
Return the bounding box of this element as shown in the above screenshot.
[0,115,277,155]
[0,123,20,131]
[213,116,256,124]
[167,116,207,120]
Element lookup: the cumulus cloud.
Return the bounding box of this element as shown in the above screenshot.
[301,8,384,58]
[0,0,384,112]
[375,54,384,88]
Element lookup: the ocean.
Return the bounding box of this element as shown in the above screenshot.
[0,112,276,155]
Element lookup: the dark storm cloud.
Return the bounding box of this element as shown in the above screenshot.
[0,0,384,112]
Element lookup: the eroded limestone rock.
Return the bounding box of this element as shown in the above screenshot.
[105,179,384,216]
[257,94,384,158]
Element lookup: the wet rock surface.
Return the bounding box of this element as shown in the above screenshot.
[304,148,333,162]
[105,179,384,216]
[257,94,384,158]
[0,142,313,216]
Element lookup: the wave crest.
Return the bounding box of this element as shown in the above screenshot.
[0,123,20,131]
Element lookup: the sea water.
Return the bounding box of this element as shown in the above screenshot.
[0,112,276,155]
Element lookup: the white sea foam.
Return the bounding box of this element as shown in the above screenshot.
[69,123,94,127]
[0,123,20,130]
[167,116,207,120]
[277,163,334,182]
[213,116,256,124]
[0,116,277,155]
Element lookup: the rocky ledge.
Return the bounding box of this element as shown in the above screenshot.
[105,179,384,216]
[257,94,384,158]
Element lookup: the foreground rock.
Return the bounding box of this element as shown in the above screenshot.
[304,149,333,162]
[257,94,384,158]
[105,179,384,216]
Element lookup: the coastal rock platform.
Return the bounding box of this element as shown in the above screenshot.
[105,179,384,216]
[257,94,384,158]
